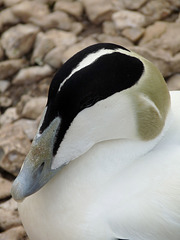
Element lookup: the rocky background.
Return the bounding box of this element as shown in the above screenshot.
[0,0,180,239]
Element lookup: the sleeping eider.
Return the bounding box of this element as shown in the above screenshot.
[11,43,180,240]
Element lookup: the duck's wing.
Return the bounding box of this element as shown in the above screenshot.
[104,91,180,240]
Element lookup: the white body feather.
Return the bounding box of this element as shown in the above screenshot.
[18,91,180,240]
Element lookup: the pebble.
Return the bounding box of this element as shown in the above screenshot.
[44,47,63,69]
[112,10,147,30]
[0,226,27,240]
[0,42,4,60]
[13,64,54,85]
[0,177,12,200]
[30,11,72,31]
[82,0,113,24]
[12,1,49,23]
[0,123,31,176]
[21,96,47,120]
[0,96,12,108]
[167,74,180,90]
[1,24,39,59]
[122,27,145,43]
[31,32,55,65]
[0,80,10,93]
[0,107,19,125]
[0,198,21,230]
[140,0,172,23]
[45,29,77,50]
[122,0,148,10]
[140,21,168,44]
[0,59,27,79]
[54,1,84,19]
[14,119,38,140]
[0,8,20,31]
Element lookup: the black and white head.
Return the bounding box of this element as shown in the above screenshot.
[11,43,170,201]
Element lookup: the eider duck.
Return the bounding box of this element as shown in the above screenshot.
[11,43,180,240]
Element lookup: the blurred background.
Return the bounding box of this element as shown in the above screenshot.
[0,0,180,239]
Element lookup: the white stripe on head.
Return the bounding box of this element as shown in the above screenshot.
[58,48,119,92]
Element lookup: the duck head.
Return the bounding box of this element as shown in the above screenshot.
[11,43,170,201]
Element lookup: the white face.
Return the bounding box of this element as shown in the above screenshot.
[11,43,147,201]
[51,90,137,169]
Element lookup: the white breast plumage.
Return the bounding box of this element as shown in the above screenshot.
[11,43,180,240]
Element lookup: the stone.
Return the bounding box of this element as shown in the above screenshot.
[71,22,84,35]
[171,52,180,75]
[0,96,12,108]
[102,21,117,36]
[0,59,27,80]
[31,32,55,65]
[0,199,21,230]
[3,0,22,7]
[0,8,20,31]
[62,37,98,63]
[0,123,31,176]
[122,0,147,10]
[16,94,31,115]
[44,47,63,69]
[140,21,168,44]
[82,0,113,24]
[21,96,47,120]
[12,1,49,23]
[97,34,133,47]
[0,42,4,60]
[0,80,10,93]
[54,1,83,19]
[140,0,172,24]
[0,177,12,200]
[112,10,147,30]
[140,22,180,55]
[45,29,77,50]
[30,11,72,31]
[167,74,180,90]
[14,119,38,140]
[13,65,54,85]
[0,226,27,240]
[0,107,19,125]
[1,24,39,59]
[122,27,145,43]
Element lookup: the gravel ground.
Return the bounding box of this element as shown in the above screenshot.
[0,0,180,239]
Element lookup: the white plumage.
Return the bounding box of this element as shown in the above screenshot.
[11,43,180,240]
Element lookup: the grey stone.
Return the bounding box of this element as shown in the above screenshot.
[0,107,19,125]
[82,0,113,24]
[0,226,27,240]
[0,59,27,79]
[21,96,47,120]
[12,1,49,23]
[112,10,147,30]
[45,30,77,50]
[0,80,10,93]
[31,32,55,65]
[30,11,72,31]
[0,123,31,176]
[1,24,39,59]
[44,47,63,69]
[54,1,83,19]
[13,65,54,85]
[122,0,148,10]
[167,74,180,91]
[0,177,12,200]
[0,199,21,230]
